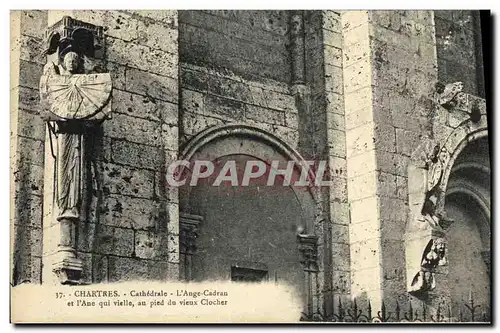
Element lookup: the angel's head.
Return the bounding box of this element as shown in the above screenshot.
[63,52,80,74]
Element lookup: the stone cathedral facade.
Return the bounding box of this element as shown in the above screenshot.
[10,10,490,321]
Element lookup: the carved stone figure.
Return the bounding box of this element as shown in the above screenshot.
[409,238,447,297]
[415,143,454,232]
[40,52,112,121]
[409,270,436,297]
[56,124,83,220]
[421,238,447,268]
[436,81,465,110]
[39,16,112,284]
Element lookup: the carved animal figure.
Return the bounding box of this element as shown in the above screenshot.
[437,82,464,110]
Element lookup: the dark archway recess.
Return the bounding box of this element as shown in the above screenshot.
[177,124,328,317]
[445,137,490,320]
[186,154,307,303]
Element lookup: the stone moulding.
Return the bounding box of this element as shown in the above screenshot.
[179,212,203,281]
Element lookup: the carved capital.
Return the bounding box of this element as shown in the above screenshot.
[180,213,203,255]
[297,234,319,272]
[481,250,490,273]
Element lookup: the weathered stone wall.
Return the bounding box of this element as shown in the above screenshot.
[342,10,439,309]
[177,11,298,150]
[10,9,488,319]
[179,63,298,150]
[40,10,180,284]
[178,11,350,316]
[302,11,349,313]
[177,12,295,150]
[179,10,291,83]
[11,10,47,285]
[435,10,484,96]
[370,11,438,306]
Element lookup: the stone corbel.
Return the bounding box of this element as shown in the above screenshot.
[436,81,484,124]
[39,16,112,284]
[436,81,467,111]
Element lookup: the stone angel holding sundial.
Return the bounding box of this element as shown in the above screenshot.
[38,16,113,284]
[39,50,112,121]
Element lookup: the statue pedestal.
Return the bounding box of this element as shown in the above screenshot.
[52,255,83,285]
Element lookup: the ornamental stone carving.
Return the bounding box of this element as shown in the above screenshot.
[409,238,447,297]
[298,234,319,273]
[39,63,112,120]
[407,83,488,303]
[39,16,112,284]
[39,16,111,122]
[436,81,466,111]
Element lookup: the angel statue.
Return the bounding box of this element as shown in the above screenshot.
[39,17,112,284]
[40,50,112,120]
[40,47,111,221]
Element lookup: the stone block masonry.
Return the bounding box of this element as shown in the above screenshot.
[179,63,299,150]
[10,10,488,323]
[341,10,439,310]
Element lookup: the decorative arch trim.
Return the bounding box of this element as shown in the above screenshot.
[405,95,489,300]
[177,123,330,317]
[437,127,489,209]
[179,123,324,203]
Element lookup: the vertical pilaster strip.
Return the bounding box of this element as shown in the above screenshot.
[322,11,350,313]
[302,10,334,317]
[11,10,48,286]
[341,10,383,310]
[290,11,306,85]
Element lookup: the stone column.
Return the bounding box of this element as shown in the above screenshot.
[179,213,202,281]
[298,234,319,319]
